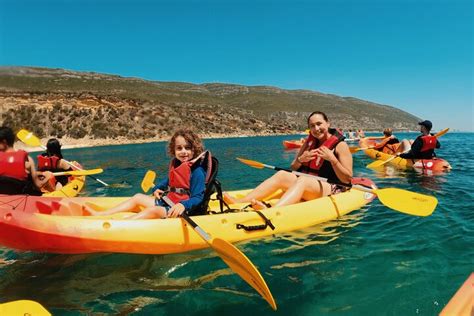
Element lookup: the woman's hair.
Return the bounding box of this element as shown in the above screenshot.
[307,111,329,126]
[168,129,204,158]
[46,138,63,159]
[383,128,393,137]
[0,126,15,147]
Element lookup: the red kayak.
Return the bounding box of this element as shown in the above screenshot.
[283,139,304,149]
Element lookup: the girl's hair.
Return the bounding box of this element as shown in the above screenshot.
[307,111,329,126]
[0,126,15,147]
[46,138,63,159]
[168,129,204,158]
[383,128,393,137]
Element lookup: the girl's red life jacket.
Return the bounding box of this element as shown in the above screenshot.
[0,150,28,180]
[166,159,193,204]
[301,128,345,175]
[37,155,60,171]
[420,135,437,152]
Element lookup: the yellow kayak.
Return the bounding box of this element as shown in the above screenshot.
[440,273,474,316]
[0,179,376,254]
[42,161,86,197]
[0,300,51,316]
[42,175,85,197]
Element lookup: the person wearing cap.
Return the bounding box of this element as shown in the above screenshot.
[397,120,440,159]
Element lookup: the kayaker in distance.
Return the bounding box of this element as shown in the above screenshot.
[372,128,400,154]
[397,120,440,159]
[0,126,51,195]
[84,129,207,219]
[224,111,353,209]
[356,129,365,138]
[37,138,74,191]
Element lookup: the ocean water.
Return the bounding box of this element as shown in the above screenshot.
[0,132,472,315]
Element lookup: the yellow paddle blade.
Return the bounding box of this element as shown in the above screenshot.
[52,168,103,176]
[349,146,359,154]
[435,127,449,137]
[367,154,399,169]
[17,129,43,147]
[0,300,51,316]
[374,188,438,216]
[349,146,373,154]
[141,170,156,193]
[236,157,265,169]
[212,238,277,310]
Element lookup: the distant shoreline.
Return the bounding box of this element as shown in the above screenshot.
[15,131,307,152]
[14,129,447,153]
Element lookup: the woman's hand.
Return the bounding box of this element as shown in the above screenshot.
[297,149,318,163]
[153,189,164,199]
[315,146,337,163]
[168,203,185,218]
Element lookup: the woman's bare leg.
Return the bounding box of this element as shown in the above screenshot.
[85,193,155,216]
[274,176,332,207]
[224,171,298,204]
[127,206,167,219]
[396,139,412,153]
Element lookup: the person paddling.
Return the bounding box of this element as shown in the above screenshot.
[37,138,75,190]
[397,120,440,159]
[84,129,207,219]
[224,111,353,209]
[373,128,400,154]
[0,126,50,195]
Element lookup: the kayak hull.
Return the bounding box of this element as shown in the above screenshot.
[440,273,474,316]
[359,139,451,172]
[0,184,376,255]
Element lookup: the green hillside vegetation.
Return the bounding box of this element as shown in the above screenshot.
[0,66,420,140]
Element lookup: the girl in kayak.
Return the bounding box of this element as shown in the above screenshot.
[37,138,74,190]
[85,129,206,219]
[224,111,353,209]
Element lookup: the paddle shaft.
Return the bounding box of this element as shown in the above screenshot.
[37,144,109,186]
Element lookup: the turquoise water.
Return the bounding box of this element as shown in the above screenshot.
[1,132,473,315]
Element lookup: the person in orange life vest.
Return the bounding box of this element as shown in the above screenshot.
[356,129,365,138]
[84,129,206,219]
[397,120,440,159]
[224,111,353,209]
[0,126,51,194]
[37,138,73,191]
[373,128,400,154]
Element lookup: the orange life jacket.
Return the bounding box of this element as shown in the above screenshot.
[0,150,28,181]
[166,159,193,204]
[420,135,437,152]
[37,155,60,171]
[300,128,345,176]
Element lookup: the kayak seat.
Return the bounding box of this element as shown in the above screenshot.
[187,151,227,216]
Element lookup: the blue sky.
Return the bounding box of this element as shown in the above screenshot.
[1,0,472,131]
